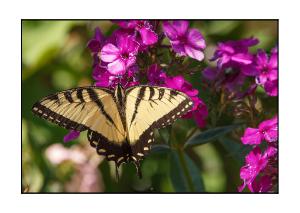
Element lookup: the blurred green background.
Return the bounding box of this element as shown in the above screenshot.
[22,20,278,193]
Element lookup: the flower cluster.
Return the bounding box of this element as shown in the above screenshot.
[64,20,208,142]
[239,116,278,192]
[203,38,278,98]
[59,20,278,193]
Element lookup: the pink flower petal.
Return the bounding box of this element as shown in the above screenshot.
[115,34,139,53]
[64,130,80,143]
[184,45,204,61]
[116,35,128,53]
[263,146,277,159]
[107,59,126,75]
[240,167,250,180]
[241,128,263,145]
[239,37,259,47]
[217,54,231,68]
[256,73,268,85]
[125,37,140,54]
[256,49,268,66]
[259,116,278,142]
[259,116,278,130]
[171,42,186,55]
[184,88,199,96]
[193,105,208,128]
[173,20,189,36]
[238,182,247,192]
[147,64,166,84]
[138,28,158,45]
[267,69,278,81]
[100,43,120,62]
[245,146,262,164]
[87,27,105,53]
[187,28,206,49]
[94,72,111,87]
[264,79,278,96]
[165,75,185,90]
[125,56,136,68]
[269,47,278,69]
[241,65,259,76]
[45,144,70,164]
[231,53,253,65]
[202,67,219,81]
[252,175,273,192]
[218,43,235,54]
[116,21,136,29]
[162,21,177,40]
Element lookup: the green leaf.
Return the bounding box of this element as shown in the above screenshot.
[169,150,204,192]
[150,144,171,154]
[184,123,243,148]
[218,137,251,166]
[184,154,205,192]
[169,151,187,192]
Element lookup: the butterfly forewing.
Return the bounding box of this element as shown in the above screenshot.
[125,86,193,159]
[32,87,127,158]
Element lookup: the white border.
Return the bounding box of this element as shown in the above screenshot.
[1,0,300,212]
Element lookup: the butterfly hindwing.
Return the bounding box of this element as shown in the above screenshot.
[125,86,193,158]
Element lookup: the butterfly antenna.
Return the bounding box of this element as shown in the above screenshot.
[115,163,120,182]
[134,161,142,179]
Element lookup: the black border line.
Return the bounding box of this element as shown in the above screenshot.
[21,19,279,194]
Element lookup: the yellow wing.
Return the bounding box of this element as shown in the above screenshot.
[125,86,193,159]
[32,87,127,164]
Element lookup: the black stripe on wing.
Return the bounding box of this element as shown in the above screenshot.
[130,87,146,125]
[31,86,113,131]
[87,130,131,167]
[86,88,116,127]
[32,102,88,131]
[128,92,193,159]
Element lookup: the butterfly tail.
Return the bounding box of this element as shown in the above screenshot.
[115,163,120,182]
[134,161,142,179]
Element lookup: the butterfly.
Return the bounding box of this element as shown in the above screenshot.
[32,84,193,178]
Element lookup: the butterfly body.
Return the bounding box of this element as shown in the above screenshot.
[32,84,193,178]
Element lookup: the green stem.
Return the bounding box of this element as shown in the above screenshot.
[177,148,195,192]
[185,127,198,142]
[170,128,195,192]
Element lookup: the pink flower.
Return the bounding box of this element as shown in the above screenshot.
[202,67,247,93]
[264,79,278,96]
[116,20,158,46]
[101,34,139,75]
[241,115,278,145]
[45,144,87,165]
[147,64,167,85]
[255,48,278,85]
[64,130,80,143]
[238,146,277,192]
[87,27,105,53]
[254,47,278,97]
[252,175,273,193]
[93,64,139,89]
[211,37,259,76]
[162,21,206,61]
[164,75,208,128]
